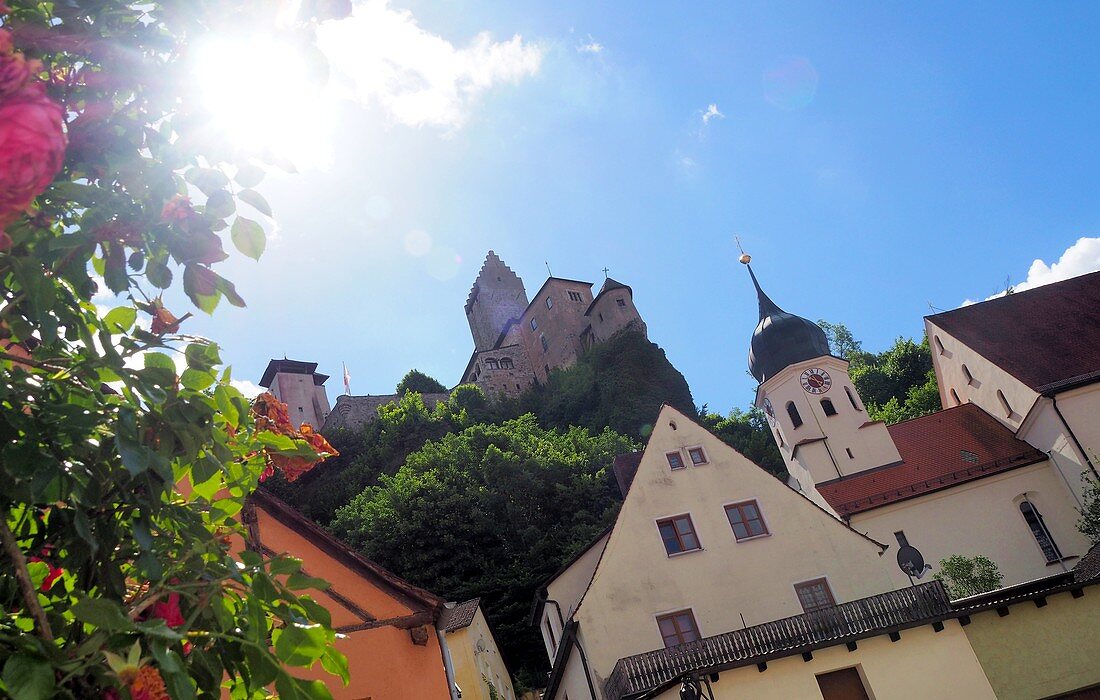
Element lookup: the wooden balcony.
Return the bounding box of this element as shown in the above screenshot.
[603,581,951,700]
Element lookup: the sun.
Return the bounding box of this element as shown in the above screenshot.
[190,33,335,170]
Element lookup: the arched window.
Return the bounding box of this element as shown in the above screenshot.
[500,358,514,369]
[950,388,962,406]
[486,359,499,370]
[1020,500,1062,563]
[962,365,975,386]
[845,386,861,411]
[787,402,803,429]
[821,398,837,416]
[934,336,945,355]
[997,390,1013,418]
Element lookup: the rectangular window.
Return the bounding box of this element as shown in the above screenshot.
[530,318,538,330]
[795,578,836,612]
[816,668,871,700]
[540,334,548,352]
[616,298,626,307]
[656,610,700,648]
[725,500,768,540]
[568,291,582,302]
[666,451,685,470]
[657,515,700,555]
[688,447,708,465]
[544,618,557,653]
[546,297,553,309]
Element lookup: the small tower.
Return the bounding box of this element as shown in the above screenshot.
[741,256,901,506]
[259,359,332,429]
[465,251,529,352]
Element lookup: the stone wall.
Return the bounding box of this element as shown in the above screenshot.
[465,343,535,398]
[465,251,529,352]
[519,279,595,384]
[587,289,647,345]
[322,392,451,433]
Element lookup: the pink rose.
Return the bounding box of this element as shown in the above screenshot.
[148,592,186,628]
[0,50,36,98]
[0,28,12,54]
[0,84,67,238]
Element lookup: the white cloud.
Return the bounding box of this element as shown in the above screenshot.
[317,0,543,128]
[231,379,264,399]
[701,103,724,125]
[577,36,603,54]
[964,236,1100,305]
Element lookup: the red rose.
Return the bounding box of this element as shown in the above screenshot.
[0,50,37,98]
[0,28,12,54]
[148,592,186,628]
[0,83,67,237]
[160,195,194,224]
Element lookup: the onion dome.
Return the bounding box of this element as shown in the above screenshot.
[745,263,830,384]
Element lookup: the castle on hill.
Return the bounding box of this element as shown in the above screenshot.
[459,251,647,398]
[260,251,647,432]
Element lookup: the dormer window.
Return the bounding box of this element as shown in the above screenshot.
[821,398,837,416]
[787,402,803,429]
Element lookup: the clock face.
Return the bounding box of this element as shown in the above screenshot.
[762,397,775,425]
[800,368,832,394]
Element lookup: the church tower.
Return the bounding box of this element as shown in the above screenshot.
[742,257,901,508]
[465,251,530,352]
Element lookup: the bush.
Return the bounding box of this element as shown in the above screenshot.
[934,554,1004,599]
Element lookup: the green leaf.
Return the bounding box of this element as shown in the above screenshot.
[186,167,230,196]
[286,573,330,592]
[231,216,265,260]
[238,189,272,217]
[320,647,350,685]
[214,385,241,426]
[181,368,215,392]
[183,265,220,314]
[71,598,135,631]
[2,654,55,700]
[234,164,265,188]
[268,556,303,576]
[274,624,326,667]
[144,352,177,372]
[103,307,137,333]
[146,260,173,289]
[205,189,235,219]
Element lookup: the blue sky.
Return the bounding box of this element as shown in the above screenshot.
[185,1,1100,413]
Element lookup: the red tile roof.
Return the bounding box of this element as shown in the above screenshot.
[818,404,1045,516]
[612,451,644,497]
[926,271,1100,392]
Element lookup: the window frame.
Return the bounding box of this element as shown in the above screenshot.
[821,398,838,416]
[655,514,702,556]
[845,386,862,411]
[793,576,837,613]
[654,608,701,649]
[787,401,803,428]
[686,446,709,466]
[616,297,626,307]
[724,499,770,542]
[1019,499,1063,563]
[665,450,686,471]
[530,318,538,331]
[546,297,553,309]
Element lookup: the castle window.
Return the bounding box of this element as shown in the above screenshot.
[540,334,548,352]
[950,388,962,406]
[845,386,861,411]
[656,610,700,648]
[821,398,837,416]
[687,447,708,465]
[530,318,538,331]
[1020,500,1062,563]
[546,297,553,309]
[568,291,583,302]
[787,402,803,429]
[934,336,945,355]
[794,578,836,613]
[598,313,604,323]
[845,448,854,459]
[666,451,686,470]
[616,298,626,307]
[486,359,499,370]
[725,500,769,541]
[656,515,701,555]
[962,364,975,386]
[500,358,514,369]
[997,390,1013,418]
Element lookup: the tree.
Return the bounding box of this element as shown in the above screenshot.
[1078,472,1100,545]
[819,320,864,360]
[396,369,447,395]
[0,3,346,697]
[330,416,637,683]
[698,407,787,481]
[934,555,1004,599]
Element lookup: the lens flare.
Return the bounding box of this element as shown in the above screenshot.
[762,57,819,111]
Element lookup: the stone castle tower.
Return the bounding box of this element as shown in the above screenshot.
[460,252,647,398]
[465,251,529,351]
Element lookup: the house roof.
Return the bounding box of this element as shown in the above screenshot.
[250,489,444,612]
[438,598,481,632]
[612,451,644,497]
[584,277,633,317]
[259,359,329,387]
[926,270,1100,393]
[817,403,1046,517]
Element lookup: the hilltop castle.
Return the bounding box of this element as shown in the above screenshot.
[264,251,648,432]
[459,251,647,398]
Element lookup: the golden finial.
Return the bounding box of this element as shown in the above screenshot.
[735,235,751,265]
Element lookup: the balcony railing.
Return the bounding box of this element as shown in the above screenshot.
[603,581,951,700]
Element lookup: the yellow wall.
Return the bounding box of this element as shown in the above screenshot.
[542,532,609,660]
[651,621,995,700]
[572,406,897,686]
[447,608,517,700]
[850,461,1091,589]
[963,589,1100,700]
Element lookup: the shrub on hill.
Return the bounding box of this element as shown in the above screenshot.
[330,416,637,686]
[396,368,448,395]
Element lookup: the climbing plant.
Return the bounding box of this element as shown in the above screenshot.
[0,2,348,697]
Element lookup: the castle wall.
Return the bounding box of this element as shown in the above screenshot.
[465,252,529,352]
[587,290,647,344]
[272,372,330,429]
[465,344,535,398]
[322,392,451,433]
[519,279,594,384]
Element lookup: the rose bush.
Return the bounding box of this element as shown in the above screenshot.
[0,2,348,698]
